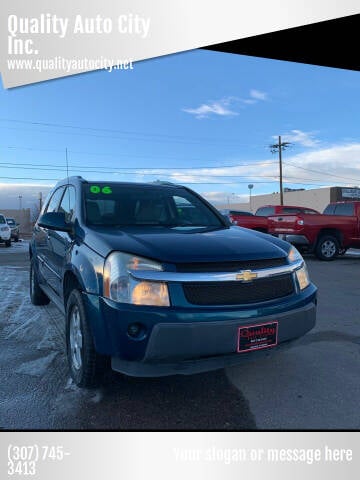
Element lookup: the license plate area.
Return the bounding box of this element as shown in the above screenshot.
[237,321,278,353]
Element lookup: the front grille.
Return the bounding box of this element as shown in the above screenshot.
[183,274,294,305]
[176,257,287,272]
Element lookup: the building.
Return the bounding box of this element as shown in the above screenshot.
[219,186,360,213]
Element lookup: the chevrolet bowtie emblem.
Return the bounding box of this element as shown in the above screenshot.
[236,270,258,282]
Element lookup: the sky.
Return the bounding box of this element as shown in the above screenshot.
[1,49,360,210]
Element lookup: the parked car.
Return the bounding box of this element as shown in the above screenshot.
[0,214,11,247]
[6,217,20,242]
[30,177,317,387]
[268,201,360,260]
[255,205,320,216]
[219,209,254,223]
[229,205,320,233]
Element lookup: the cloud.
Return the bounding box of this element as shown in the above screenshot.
[150,142,360,193]
[250,89,267,101]
[183,90,269,119]
[202,191,249,205]
[278,129,320,147]
[182,98,238,119]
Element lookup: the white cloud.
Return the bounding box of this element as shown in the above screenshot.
[182,99,238,119]
[250,89,267,101]
[202,191,249,205]
[151,142,360,195]
[183,90,269,119]
[279,129,320,147]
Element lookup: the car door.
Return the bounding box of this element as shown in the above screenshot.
[47,185,77,296]
[35,186,66,291]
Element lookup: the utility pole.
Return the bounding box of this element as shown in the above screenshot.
[39,192,43,212]
[270,136,291,205]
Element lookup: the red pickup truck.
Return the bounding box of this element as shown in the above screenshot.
[268,201,360,260]
[223,205,320,233]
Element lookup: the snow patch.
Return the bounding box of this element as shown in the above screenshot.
[15,352,58,377]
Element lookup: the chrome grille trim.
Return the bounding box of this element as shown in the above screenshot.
[129,259,303,283]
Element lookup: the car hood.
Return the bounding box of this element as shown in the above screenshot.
[83,225,290,263]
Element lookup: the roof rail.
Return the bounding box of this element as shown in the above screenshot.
[150,180,178,186]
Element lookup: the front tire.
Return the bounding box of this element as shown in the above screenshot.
[315,235,339,261]
[66,290,108,388]
[30,260,50,305]
[5,239,11,247]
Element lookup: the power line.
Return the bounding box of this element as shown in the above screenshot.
[0,164,339,182]
[283,161,360,183]
[0,118,265,146]
[0,158,277,170]
[0,175,346,186]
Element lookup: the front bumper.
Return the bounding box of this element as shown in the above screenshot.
[0,231,11,241]
[111,301,316,376]
[83,284,317,377]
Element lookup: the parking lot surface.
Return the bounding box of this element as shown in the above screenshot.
[0,242,359,430]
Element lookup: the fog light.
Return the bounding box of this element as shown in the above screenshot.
[127,322,144,339]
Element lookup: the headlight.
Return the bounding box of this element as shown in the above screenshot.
[287,247,311,290]
[287,246,303,263]
[296,264,310,290]
[103,252,170,307]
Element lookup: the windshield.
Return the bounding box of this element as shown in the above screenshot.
[84,183,224,228]
[0,216,5,224]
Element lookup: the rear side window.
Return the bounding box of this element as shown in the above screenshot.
[301,209,319,215]
[323,204,336,215]
[256,207,275,216]
[334,203,354,216]
[45,187,66,213]
[281,208,301,214]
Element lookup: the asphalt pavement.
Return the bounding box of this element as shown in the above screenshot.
[0,241,359,430]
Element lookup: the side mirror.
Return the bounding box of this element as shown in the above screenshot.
[38,212,72,233]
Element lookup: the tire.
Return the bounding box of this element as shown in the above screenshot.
[5,239,11,247]
[14,237,19,242]
[315,235,340,261]
[66,289,108,388]
[30,260,50,305]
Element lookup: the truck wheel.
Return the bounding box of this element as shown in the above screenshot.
[30,260,50,305]
[315,235,339,261]
[66,289,108,388]
[5,239,11,247]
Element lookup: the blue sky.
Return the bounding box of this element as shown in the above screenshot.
[1,49,360,210]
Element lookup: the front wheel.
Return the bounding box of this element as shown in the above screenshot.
[66,290,108,388]
[5,239,11,247]
[315,235,339,261]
